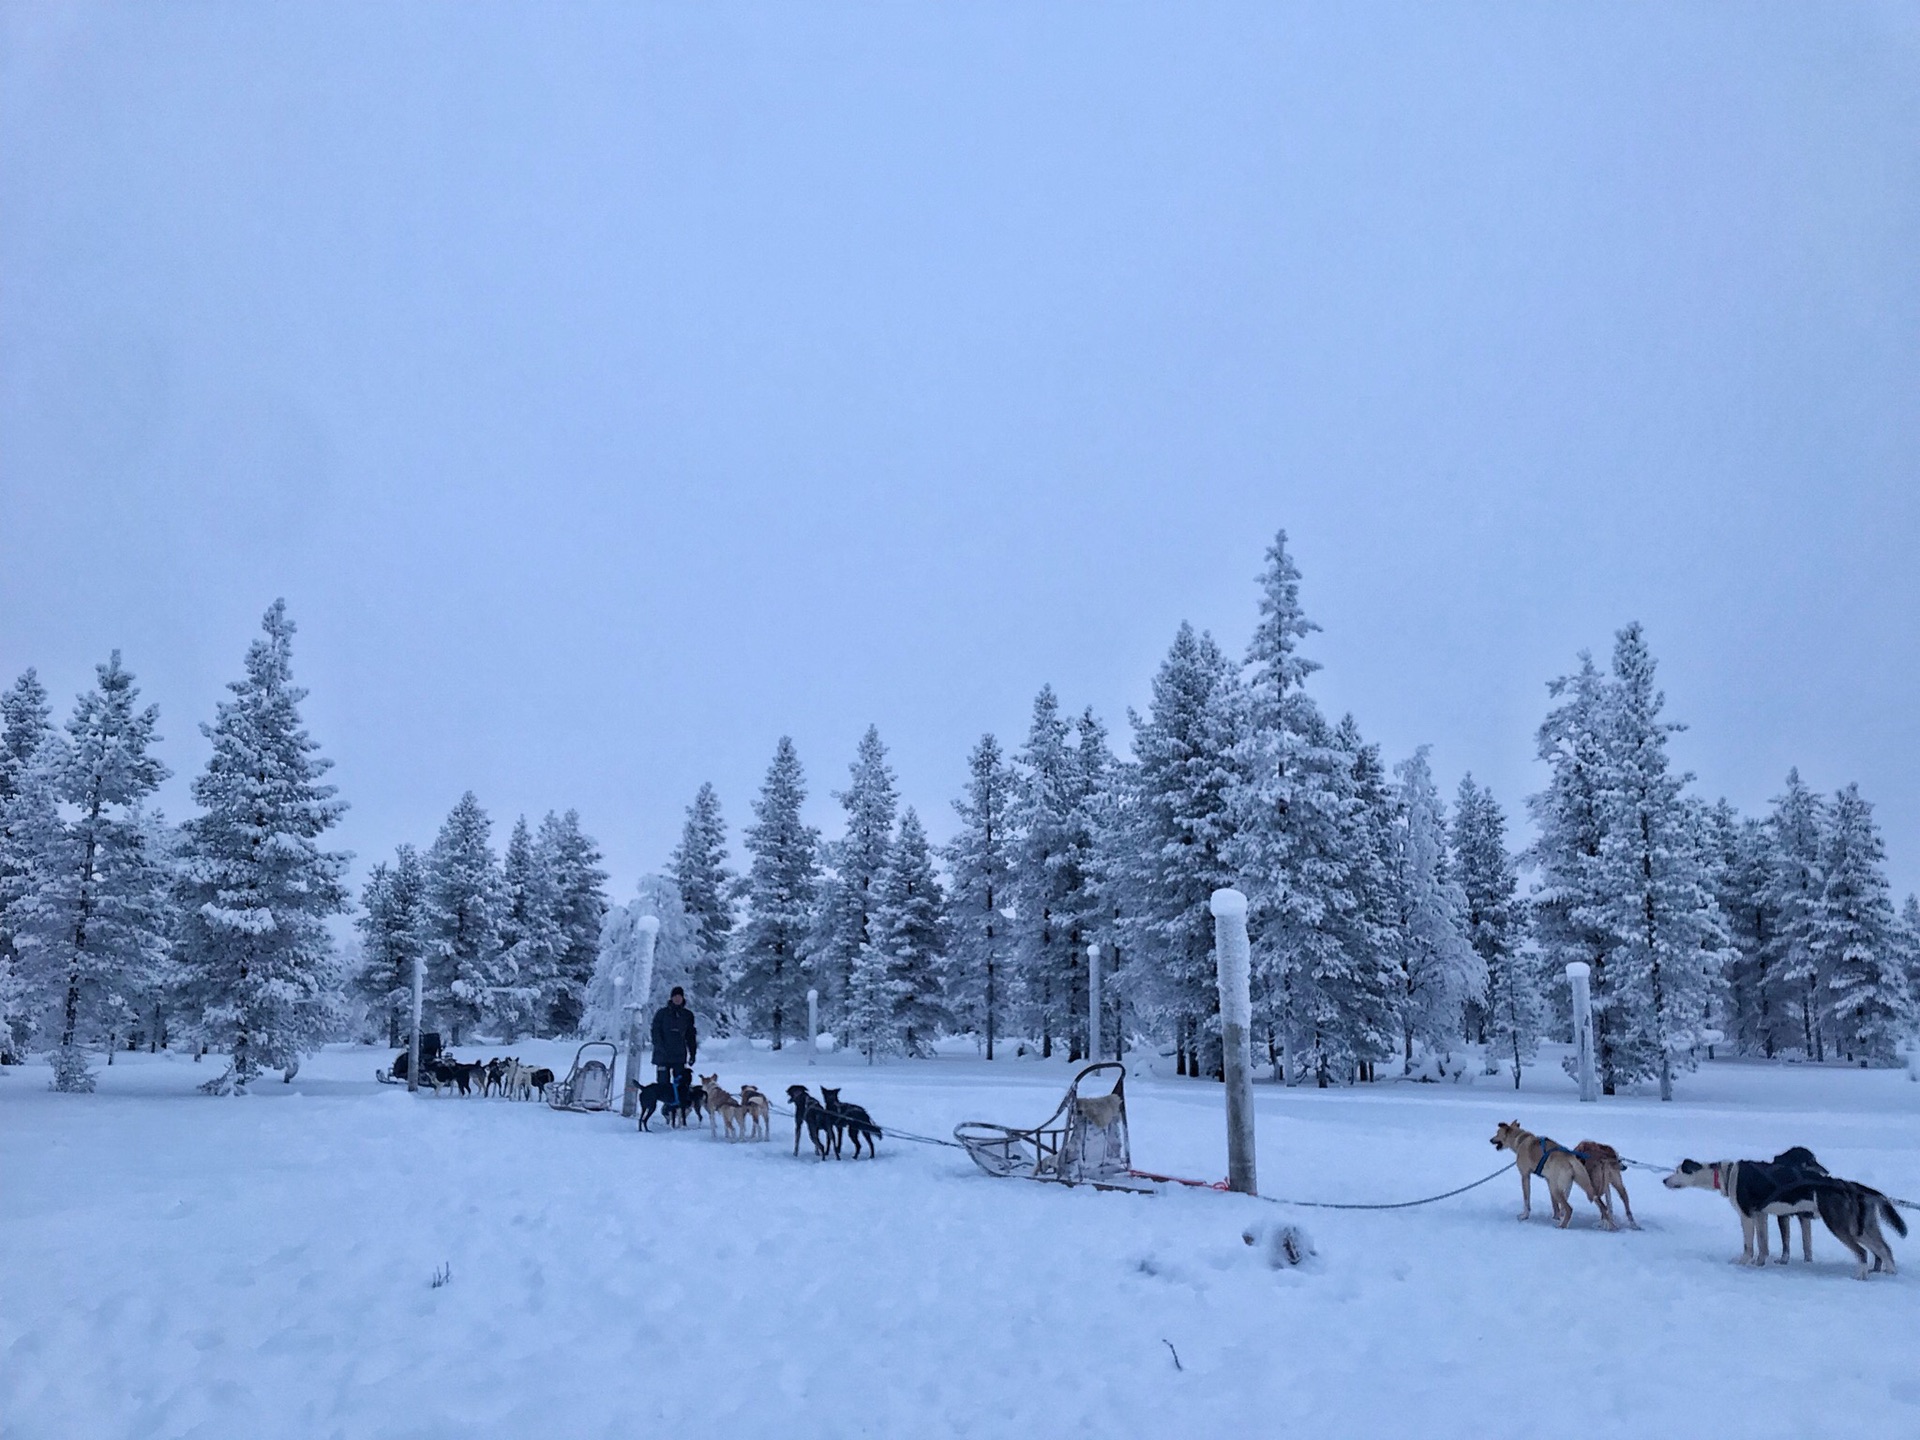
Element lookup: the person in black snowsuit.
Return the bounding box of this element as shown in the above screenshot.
[650,986,698,1112]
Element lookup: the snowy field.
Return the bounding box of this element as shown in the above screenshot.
[5,1044,1919,1440]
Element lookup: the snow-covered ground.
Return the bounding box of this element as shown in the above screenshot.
[5,1042,1918,1439]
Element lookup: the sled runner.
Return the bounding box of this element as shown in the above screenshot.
[955,1062,1138,1187]
[546,1041,618,1112]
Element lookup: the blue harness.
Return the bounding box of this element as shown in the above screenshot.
[1533,1139,1584,1177]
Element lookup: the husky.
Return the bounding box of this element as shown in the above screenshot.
[1489,1121,1611,1229]
[819,1088,882,1159]
[699,1074,748,1140]
[738,1084,771,1141]
[787,1085,836,1158]
[1663,1152,1908,1278]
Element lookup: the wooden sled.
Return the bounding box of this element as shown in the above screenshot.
[955,1062,1145,1189]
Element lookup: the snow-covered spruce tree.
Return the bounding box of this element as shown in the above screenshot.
[1763,770,1829,1060]
[876,807,949,1057]
[537,809,607,1035]
[1391,747,1481,1072]
[734,737,820,1048]
[669,783,734,1031]
[1013,692,1111,1061]
[1113,624,1244,1077]
[944,733,1017,1057]
[1903,894,1920,1027]
[1453,774,1539,1087]
[1227,531,1359,1086]
[494,817,562,1040]
[422,792,504,1046]
[353,844,426,1048]
[583,876,697,1039]
[1704,802,1775,1056]
[1588,624,1730,1101]
[1315,717,1406,1084]
[7,656,174,1090]
[813,727,898,1031]
[1814,784,1910,1063]
[1526,653,1620,1089]
[175,605,348,1092]
[0,669,56,1060]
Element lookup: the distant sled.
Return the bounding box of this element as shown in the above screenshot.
[546,1041,618,1112]
[375,1032,442,1086]
[956,1062,1146,1190]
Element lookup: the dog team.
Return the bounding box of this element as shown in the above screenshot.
[1492,1119,1908,1279]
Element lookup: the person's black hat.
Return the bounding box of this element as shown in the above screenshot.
[670,986,685,998]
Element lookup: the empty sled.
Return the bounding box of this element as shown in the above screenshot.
[546,1041,618,1112]
[954,1062,1138,1188]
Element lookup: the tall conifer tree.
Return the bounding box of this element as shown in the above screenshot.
[735,738,820,1048]
[945,734,1017,1056]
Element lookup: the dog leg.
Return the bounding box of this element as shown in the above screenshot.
[1797,1213,1813,1262]
[1614,1177,1638,1229]
[1518,1170,1532,1222]
[1739,1214,1758,1264]
[1755,1215,1770,1266]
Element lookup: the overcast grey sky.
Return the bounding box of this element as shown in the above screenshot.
[3,3,1918,900]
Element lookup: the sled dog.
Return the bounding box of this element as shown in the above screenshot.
[1663,1152,1906,1277]
[1489,1121,1610,1229]
[787,1085,835,1159]
[820,1088,882,1159]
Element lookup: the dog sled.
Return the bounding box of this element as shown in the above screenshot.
[546,1041,618,1112]
[375,1032,443,1085]
[955,1062,1144,1190]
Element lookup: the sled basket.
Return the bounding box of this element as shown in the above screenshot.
[954,1062,1131,1185]
[547,1041,618,1112]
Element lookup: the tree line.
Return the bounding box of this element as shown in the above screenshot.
[4,534,1914,1099]
[607,532,1919,1096]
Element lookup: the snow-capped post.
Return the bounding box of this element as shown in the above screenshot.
[1211,888,1257,1196]
[1087,941,1102,1063]
[621,917,659,1117]
[406,951,425,1095]
[806,988,819,1066]
[1567,962,1597,1103]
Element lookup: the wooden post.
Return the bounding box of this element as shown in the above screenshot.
[1211,888,1257,1196]
[1567,961,1598,1103]
[1087,941,1102,1063]
[406,951,425,1094]
[807,988,819,1065]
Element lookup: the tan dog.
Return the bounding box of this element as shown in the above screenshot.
[1490,1121,1612,1230]
[1572,1140,1637,1229]
[738,1084,771,1141]
[700,1073,747,1141]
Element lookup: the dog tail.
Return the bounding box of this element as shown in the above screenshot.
[1876,1192,1908,1239]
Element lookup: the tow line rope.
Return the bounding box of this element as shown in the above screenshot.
[1126,1162,1516,1210]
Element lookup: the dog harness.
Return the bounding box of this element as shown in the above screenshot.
[1533,1139,1583,1178]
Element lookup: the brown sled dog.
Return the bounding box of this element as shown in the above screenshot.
[1572,1140,1637,1229]
[1490,1121,1615,1230]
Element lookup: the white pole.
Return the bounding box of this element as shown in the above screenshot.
[406,950,425,1094]
[1567,961,1598,1103]
[1211,888,1257,1196]
[807,988,819,1065]
[1087,941,1102,1063]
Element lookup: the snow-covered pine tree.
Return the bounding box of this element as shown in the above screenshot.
[1113,624,1244,1077]
[1705,803,1784,1056]
[537,809,608,1035]
[876,806,949,1057]
[495,817,563,1040]
[1588,624,1730,1100]
[669,783,734,1031]
[7,656,174,1090]
[1903,894,1920,1030]
[422,792,504,1046]
[1227,532,1358,1086]
[1527,653,1619,1089]
[174,603,349,1092]
[734,737,820,1048]
[944,733,1017,1057]
[353,844,426,1048]
[583,876,699,1039]
[813,727,898,1031]
[1814,784,1910,1063]
[1453,774,1538,1087]
[1313,717,1405,1084]
[1391,747,1481,1071]
[1012,692,1111,1061]
[1763,770,1829,1060]
[0,669,56,1060]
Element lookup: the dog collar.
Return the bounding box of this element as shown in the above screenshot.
[1712,1164,1722,1192]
